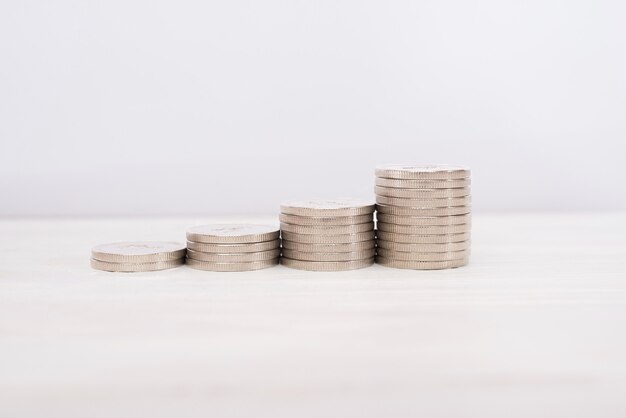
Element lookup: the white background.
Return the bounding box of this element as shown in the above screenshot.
[1,0,625,216]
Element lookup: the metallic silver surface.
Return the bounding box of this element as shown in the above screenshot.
[280,198,375,217]
[281,230,376,244]
[186,258,279,272]
[376,248,471,261]
[376,204,471,216]
[375,177,471,189]
[280,257,375,271]
[186,224,280,244]
[376,213,471,226]
[375,256,469,270]
[281,240,376,253]
[375,231,471,244]
[281,248,376,262]
[186,248,281,262]
[279,213,373,226]
[375,164,470,180]
[375,185,470,199]
[280,222,374,235]
[376,222,471,235]
[376,195,471,208]
[91,241,186,263]
[376,240,471,252]
[186,239,280,253]
[90,258,184,272]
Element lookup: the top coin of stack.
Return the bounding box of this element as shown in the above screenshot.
[186,224,280,271]
[279,198,376,271]
[91,241,186,272]
[374,165,472,270]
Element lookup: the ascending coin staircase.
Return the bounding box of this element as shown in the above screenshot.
[91,165,471,272]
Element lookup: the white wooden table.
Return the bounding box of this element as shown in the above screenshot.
[1,213,626,418]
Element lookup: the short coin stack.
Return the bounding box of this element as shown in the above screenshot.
[186,224,280,271]
[91,241,186,272]
[375,165,472,270]
[279,199,376,271]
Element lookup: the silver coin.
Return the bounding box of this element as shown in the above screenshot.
[187,248,281,262]
[281,230,376,244]
[377,222,471,235]
[376,240,470,252]
[375,186,470,199]
[279,213,373,226]
[376,195,471,208]
[91,241,186,263]
[186,258,278,272]
[281,240,376,253]
[375,164,470,180]
[280,222,374,235]
[280,198,375,217]
[376,230,471,244]
[91,258,184,272]
[186,239,280,253]
[377,248,470,261]
[282,248,376,262]
[376,256,469,270]
[281,257,375,271]
[376,204,471,216]
[376,213,471,226]
[375,177,471,189]
[186,224,280,244]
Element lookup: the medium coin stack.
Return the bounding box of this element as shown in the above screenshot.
[375,165,472,270]
[186,224,280,271]
[279,199,376,271]
[91,241,186,272]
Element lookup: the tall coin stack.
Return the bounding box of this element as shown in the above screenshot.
[374,165,472,270]
[186,224,280,271]
[91,241,186,272]
[279,199,376,271]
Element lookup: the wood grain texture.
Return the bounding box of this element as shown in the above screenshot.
[1,213,626,418]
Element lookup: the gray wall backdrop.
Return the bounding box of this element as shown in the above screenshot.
[1,0,625,216]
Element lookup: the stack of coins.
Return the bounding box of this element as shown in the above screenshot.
[91,241,186,272]
[374,165,472,270]
[186,224,280,271]
[279,199,376,271]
